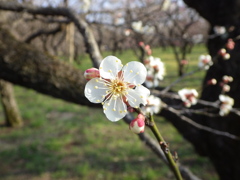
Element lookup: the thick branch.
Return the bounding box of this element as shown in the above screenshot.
[0,1,102,67]
[0,27,94,107]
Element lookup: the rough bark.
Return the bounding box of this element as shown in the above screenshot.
[0,80,23,127]
[0,27,93,107]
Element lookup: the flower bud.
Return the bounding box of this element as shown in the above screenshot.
[223,84,230,92]
[207,78,217,85]
[180,59,188,65]
[222,75,233,83]
[139,41,144,47]
[129,114,145,134]
[147,49,152,55]
[226,39,235,50]
[223,53,230,60]
[84,68,100,81]
[218,48,226,56]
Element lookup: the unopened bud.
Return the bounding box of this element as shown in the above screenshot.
[147,49,152,55]
[207,78,217,85]
[139,41,144,47]
[226,39,235,50]
[180,59,188,65]
[223,53,230,60]
[218,48,226,56]
[222,75,233,83]
[84,68,100,81]
[223,84,230,92]
[129,114,145,134]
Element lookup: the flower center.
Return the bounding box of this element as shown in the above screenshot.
[110,79,127,95]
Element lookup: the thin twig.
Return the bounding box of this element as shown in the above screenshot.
[147,113,183,180]
[165,105,240,140]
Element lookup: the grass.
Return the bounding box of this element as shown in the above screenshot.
[0,45,218,180]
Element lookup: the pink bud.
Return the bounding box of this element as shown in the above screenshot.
[207,78,217,85]
[147,49,152,55]
[139,42,144,47]
[226,39,235,50]
[180,59,188,65]
[84,68,100,81]
[223,84,230,92]
[145,45,150,50]
[129,114,145,134]
[218,48,226,56]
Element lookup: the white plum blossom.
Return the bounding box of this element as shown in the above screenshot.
[131,21,143,33]
[198,55,213,70]
[219,95,234,116]
[80,0,91,12]
[178,88,198,107]
[84,56,150,122]
[131,21,155,34]
[213,26,226,35]
[142,95,162,115]
[144,56,165,88]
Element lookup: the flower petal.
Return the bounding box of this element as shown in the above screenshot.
[122,61,147,85]
[126,85,150,107]
[103,97,127,122]
[99,56,123,79]
[84,78,108,103]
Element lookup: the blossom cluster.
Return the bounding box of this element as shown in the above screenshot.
[131,21,155,34]
[198,55,213,70]
[178,89,198,107]
[219,95,234,116]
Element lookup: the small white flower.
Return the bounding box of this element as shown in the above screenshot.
[198,55,213,70]
[84,56,150,122]
[178,89,198,107]
[144,56,165,88]
[142,95,162,115]
[131,21,143,33]
[131,21,155,34]
[219,95,234,116]
[81,0,91,12]
[213,26,226,35]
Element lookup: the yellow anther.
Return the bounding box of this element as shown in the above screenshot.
[130,70,133,73]
[113,108,116,111]
[94,86,98,89]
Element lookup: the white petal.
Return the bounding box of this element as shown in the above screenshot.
[84,78,108,103]
[103,97,127,122]
[122,61,147,85]
[99,56,123,79]
[126,85,150,107]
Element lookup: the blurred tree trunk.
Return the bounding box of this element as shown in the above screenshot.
[0,80,23,127]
